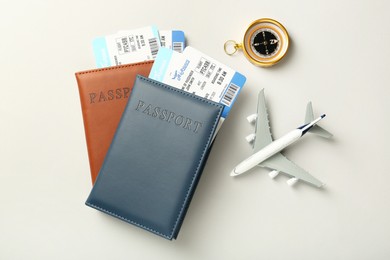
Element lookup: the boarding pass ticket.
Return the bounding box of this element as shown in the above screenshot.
[93,26,185,68]
[149,46,246,119]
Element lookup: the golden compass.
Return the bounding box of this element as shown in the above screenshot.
[224,18,289,67]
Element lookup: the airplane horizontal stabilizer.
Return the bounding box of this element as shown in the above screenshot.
[305,102,333,138]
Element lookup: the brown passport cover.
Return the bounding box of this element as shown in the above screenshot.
[75,61,153,183]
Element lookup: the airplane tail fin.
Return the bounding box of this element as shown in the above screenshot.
[304,102,333,138]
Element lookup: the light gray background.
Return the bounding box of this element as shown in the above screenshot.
[1,0,389,259]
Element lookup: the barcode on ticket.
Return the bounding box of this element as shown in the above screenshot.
[173,42,183,53]
[221,83,239,106]
[149,38,159,58]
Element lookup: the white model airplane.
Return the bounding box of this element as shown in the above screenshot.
[230,89,333,188]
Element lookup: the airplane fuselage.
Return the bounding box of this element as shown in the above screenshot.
[231,129,302,176]
[231,114,325,177]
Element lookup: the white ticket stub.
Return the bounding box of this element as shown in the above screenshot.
[93,26,161,68]
[149,46,246,119]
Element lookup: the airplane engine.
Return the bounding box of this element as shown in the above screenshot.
[245,133,256,143]
[268,170,280,179]
[246,113,258,124]
[287,177,298,186]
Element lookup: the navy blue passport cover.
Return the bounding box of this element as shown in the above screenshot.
[86,75,223,240]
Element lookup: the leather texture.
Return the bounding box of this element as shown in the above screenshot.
[86,75,223,240]
[75,61,153,183]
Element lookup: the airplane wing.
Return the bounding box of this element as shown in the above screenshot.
[253,89,273,152]
[259,153,324,188]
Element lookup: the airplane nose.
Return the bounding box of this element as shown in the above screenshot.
[230,168,239,177]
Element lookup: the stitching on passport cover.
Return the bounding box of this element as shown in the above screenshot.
[139,76,222,107]
[75,61,153,76]
[85,202,171,239]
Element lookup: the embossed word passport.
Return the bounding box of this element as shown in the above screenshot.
[86,75,223,240]
[75,61,153,183]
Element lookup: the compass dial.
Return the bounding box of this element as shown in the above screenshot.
[251,29,281,58]
[242,18,289,67]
